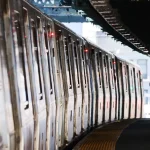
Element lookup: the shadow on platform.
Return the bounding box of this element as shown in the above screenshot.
[116,119,150,150]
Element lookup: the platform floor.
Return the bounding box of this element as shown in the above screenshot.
[116,119,150,150]
[73,119,150,150]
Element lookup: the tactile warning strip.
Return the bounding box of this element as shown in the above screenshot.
[73,120,135,150]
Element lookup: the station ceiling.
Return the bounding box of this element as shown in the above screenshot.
[82,0,150,56]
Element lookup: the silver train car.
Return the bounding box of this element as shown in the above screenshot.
[0,0,143,149]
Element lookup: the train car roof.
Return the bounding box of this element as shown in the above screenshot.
[84,37,114,57]
[53,18,84,40]
[23,1,82,40]
[23,1,114,58]
[52,16,115,58]
[23,1,54,22]
[24,1,140,69]
[114,54,141,69]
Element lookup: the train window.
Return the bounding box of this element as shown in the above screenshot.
[83,61,87,88]
[86,105,87,113]
[47,54,53,94]
[70,110,72,121]
[136,73,139,93]
[96,53,100,87]
[78,107,80,117]
[130,69,133,92]
[124,66,128,91]
[52,123,54,137]
[64,37,72,89]
[138,71,141,92]
[113,58,117,84]
[37,17,40,28]
[96,53,102,88]
[3,0,9,14]
[110,59,114,89]
[44,27,48,50]
[81,45,87,88]
[44,27,53,94]
[31,21,43,99]
[81,45,84,60]
[138,72,141,93]
[99,53,102,87]
[14,15,23,47]
[130,69,135,93]
[110,59,113,69]
[119,62,123,94]
[104,56,108,88]
[48,27,55,57]
[132,68,137,92]
[31,22,38,47]
[56,34,63,71]
[15,12,29,109]
[74,41,80,87]
[23,8,28,23]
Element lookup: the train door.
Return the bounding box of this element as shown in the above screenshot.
[30,18,47,149]
[0,50,11,150]
[139,71,144,118]
[41,25,56,150]
[116,61,123,120]
[102,55,110,122]
[109,58,116,121]
[66,36,75,140]
[0,6,15,149]
[89,49,96,126]
[71,40,82,135]
[133,68,137,119]
[57,34,74,142]
[123,65,129,119]
[55,30,66,148]
[113,59,118,120]
[3,3,29,149]
[79,45,89,130]
[24,10,39,150]
[128,67,136,118]
[95,52,103,124]
[84,45,92,128]
[14,10,34,150]
[134,69,141,118]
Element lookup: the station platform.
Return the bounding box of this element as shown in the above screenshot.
[73,119,150,150]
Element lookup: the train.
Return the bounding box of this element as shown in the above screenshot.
[0,0,143,150]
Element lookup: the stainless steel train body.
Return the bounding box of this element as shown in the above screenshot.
[0,0,143,149]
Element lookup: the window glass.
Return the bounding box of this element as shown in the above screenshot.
[15,13,29,108]
[81,45,87,87]
[96,53,102,88]
[104,56,108,88]
[44,27,53,94]
[124,66,128,91]
[110,59,114,88]
[64,37,72,89]
[31,21,43,100]
[130,69,135,93]
[74,41,80,86]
